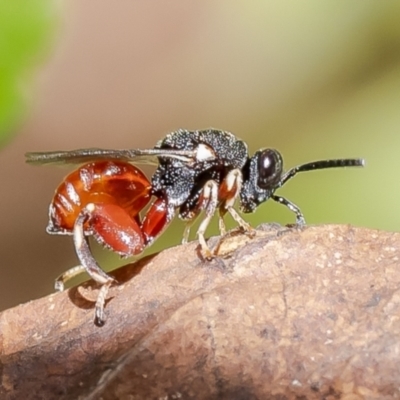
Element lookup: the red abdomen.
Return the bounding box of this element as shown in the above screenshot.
[48,161,152,235]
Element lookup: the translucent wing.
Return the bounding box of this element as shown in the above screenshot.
[25,148,197,166]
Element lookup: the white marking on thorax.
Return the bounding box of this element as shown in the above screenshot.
[195,143,216,162]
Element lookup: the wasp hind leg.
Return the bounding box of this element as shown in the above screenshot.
[55,264,87,291]
[71,203,116,325]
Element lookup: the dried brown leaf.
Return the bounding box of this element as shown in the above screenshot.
[1,224,400,400]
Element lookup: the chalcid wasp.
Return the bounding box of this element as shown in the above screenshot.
[26,129,365,325]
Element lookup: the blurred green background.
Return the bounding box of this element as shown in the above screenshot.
[1,1,400,312]
[0,0,56,144]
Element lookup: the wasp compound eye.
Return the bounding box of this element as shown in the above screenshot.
[257,149,283,189]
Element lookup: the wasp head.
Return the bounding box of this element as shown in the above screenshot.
[240,149,283,213]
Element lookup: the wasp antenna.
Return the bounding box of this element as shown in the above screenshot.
[279,158,365,187]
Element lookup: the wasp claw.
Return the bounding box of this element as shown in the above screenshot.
[54,280,65,292]
[95,311,106,327]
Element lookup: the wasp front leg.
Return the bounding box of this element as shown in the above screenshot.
[218,169,255,237]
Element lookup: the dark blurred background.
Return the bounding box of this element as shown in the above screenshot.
[1,1,400,312]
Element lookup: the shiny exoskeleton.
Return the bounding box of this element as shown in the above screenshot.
[26,128,365,325]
